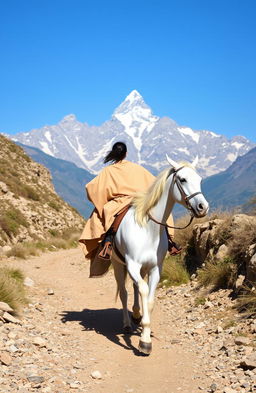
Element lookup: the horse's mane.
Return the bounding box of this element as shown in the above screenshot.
[132,162,195,226]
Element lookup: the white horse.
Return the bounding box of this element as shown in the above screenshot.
[111,155,209,355]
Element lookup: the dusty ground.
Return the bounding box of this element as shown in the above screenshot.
[1,248,256,393]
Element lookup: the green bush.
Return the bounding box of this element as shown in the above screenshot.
[0,208,29,238]
[48,201,61,211]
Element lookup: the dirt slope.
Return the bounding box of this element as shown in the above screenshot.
[0,248,226,393]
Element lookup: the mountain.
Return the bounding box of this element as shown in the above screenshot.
[17,143,94,218]
[202,146,256,210]
[9,90,255,178]
[0,135,84,247]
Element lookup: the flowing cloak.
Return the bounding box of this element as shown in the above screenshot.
[79,160,174,262]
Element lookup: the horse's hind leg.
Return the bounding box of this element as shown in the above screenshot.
[127,261,152,354]
[131,283,142,325]
[112,259,132,333]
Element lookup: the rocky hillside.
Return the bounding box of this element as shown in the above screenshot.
[0,135,84,249]
[17,142,94,218]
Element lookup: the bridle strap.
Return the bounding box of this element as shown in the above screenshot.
[148,165,201,230]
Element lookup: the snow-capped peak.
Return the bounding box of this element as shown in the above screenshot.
[59,114,77,123]
[124,89,143,103]
[113,90,159,155]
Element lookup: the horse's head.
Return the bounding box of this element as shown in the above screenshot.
[166,155,209,218]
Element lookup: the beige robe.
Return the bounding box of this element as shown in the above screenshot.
[79,160,174,262]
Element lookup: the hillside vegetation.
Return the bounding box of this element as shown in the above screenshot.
[0,134,85,251]
[18,143,94,218]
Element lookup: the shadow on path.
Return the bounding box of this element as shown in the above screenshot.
[60,308,147,356]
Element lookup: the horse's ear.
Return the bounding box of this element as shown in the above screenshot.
[166,154,178,169]
[192,156,198,168]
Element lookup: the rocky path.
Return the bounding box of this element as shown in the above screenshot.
[0,248,256,393]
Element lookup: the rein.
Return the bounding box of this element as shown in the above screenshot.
[148,212,194,230]
[148,166,202,230]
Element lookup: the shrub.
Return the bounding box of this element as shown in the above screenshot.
[6,245,28,259]
[160,256,190,287]
[0,267,27,312]
[48,201,61,211]
[173,210,232,249]
[23,185,40,201]
[236,286,256,317]
[194,296,206,306]
[0,208,29,238]
[197,257,238,290]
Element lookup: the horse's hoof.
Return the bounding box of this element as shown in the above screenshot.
[123,325,132,334]
[138,340,152,355]
[131,315,142,325]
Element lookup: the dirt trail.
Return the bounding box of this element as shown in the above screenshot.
[4,248,211,393]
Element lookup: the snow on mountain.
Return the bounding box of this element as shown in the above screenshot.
[113,90,159,160]
[9,90,255,177]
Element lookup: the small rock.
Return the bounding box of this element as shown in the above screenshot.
[223,387,237,393]
[2,245,12,253]
[0,351,12,366]
[240,353,256,370]
[195,322,205,329]
[3,312,20,324]
[24,277,35,287]
[234,336,250,346]
[209,383,217,392]
[32,337,47,347]
[27,375,45,384]
[0,302,14,312]
[70,382,80,389]
[170,339,181,344]
[204,301,214,309]
[8,331,17,340]
[90,370,102,379]
[9,345,19,353]
[47,288,54,295]
[235,274,245,288]
[216,326,223,334]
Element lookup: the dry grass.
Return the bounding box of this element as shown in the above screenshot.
[160,255,190,287]
[6,227,81,259]
[197,257,238,290]
[236,286,256,317]
[0,267,27,312]
[0,207,29,238]
[174,209,233,248]
[227,221,256,266]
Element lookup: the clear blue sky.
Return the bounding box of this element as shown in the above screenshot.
[0,0,255,141]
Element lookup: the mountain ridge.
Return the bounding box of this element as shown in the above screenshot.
[8,90,255,178]
[202,146,256,210]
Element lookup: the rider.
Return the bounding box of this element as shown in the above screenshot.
[79,142,180,265]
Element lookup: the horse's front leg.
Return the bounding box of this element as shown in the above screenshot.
[148,266,161,318]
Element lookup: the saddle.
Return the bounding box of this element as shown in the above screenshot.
[98,204,131,260]
[98,205,182,260]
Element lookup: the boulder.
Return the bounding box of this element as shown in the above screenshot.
[193,219,224,263]
[247,253,256,283]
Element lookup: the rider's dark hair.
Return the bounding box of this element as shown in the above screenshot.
[104,142,127,164]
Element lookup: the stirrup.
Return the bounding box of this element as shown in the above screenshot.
[168,240,182,256]
[98,241,113,260]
